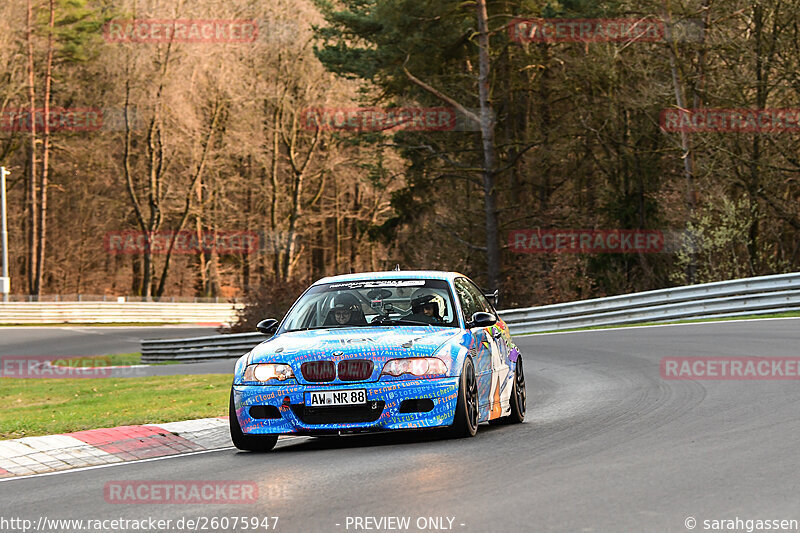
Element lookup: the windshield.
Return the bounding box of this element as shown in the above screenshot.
[280,279,458,332]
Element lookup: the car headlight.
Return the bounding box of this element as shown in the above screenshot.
[243,363,295,383]
[381,357,448,378]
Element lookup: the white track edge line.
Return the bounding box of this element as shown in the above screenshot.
[524,316,800,336]
[0,437,308,483]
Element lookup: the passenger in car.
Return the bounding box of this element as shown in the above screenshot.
[324,293,367,326]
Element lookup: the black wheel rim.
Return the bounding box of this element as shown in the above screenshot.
[515,357,526,415]
[466,361,478,430]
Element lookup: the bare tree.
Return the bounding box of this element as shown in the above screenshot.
[25,0,38,295]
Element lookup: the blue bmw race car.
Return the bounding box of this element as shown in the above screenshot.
[229,270,526,451]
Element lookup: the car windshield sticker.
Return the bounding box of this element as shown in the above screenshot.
[328,280,426,289]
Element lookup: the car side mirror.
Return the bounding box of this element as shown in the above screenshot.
[469,311,496,328]
[256,318,279,335]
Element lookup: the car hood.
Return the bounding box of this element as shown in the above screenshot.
[249,326,460,365]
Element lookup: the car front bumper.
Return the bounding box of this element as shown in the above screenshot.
[232,377,460,435]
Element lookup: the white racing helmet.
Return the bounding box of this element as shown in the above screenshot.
[410,289,446,319]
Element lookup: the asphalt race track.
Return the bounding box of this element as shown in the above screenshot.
[2,318,799,532]
[0,326,217,357]
[0,326,236,376]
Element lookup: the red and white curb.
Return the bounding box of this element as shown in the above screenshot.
[0,417,231,478]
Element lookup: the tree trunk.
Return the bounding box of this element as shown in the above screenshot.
[26,0,38,295]
[280,112,320,281]
[476,0,500,292]
[269,106,281,282]
[140,116,161,299]
[746,3,774,276]
[35,0,55,296]
[194,179,207,295]
[664,2,698,284]
[282,168,304,281]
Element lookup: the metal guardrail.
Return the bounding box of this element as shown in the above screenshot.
[502,272,800,334]
[142,332,264,362]
[0,301,241,325]
[140,272,800,362]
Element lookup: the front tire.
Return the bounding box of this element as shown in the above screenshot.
[507,356,526,424]
[229,390,278,452]
[449,357,479,438]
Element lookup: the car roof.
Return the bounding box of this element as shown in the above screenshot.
[313,270,466,286]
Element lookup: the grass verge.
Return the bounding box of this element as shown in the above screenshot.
[0,374,231,440]
[49,353,143,367]
[49,353,183,366]
[524,311,800,335]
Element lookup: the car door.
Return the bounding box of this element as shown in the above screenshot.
[454,277,494,420]
[461,278,513,419]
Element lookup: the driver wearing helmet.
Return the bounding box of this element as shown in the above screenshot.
[406,289,445,324]
[324,292,367,326]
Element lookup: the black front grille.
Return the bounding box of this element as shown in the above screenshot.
[291,401,385,425]
[337,359,374,381]
[301,361,336,382]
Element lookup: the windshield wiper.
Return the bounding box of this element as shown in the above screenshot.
[370,317,436,326]
[286,324,372,332]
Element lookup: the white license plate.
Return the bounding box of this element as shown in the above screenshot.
[305,389,367,407]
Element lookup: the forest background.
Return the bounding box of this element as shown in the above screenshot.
[1,0,798,312]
